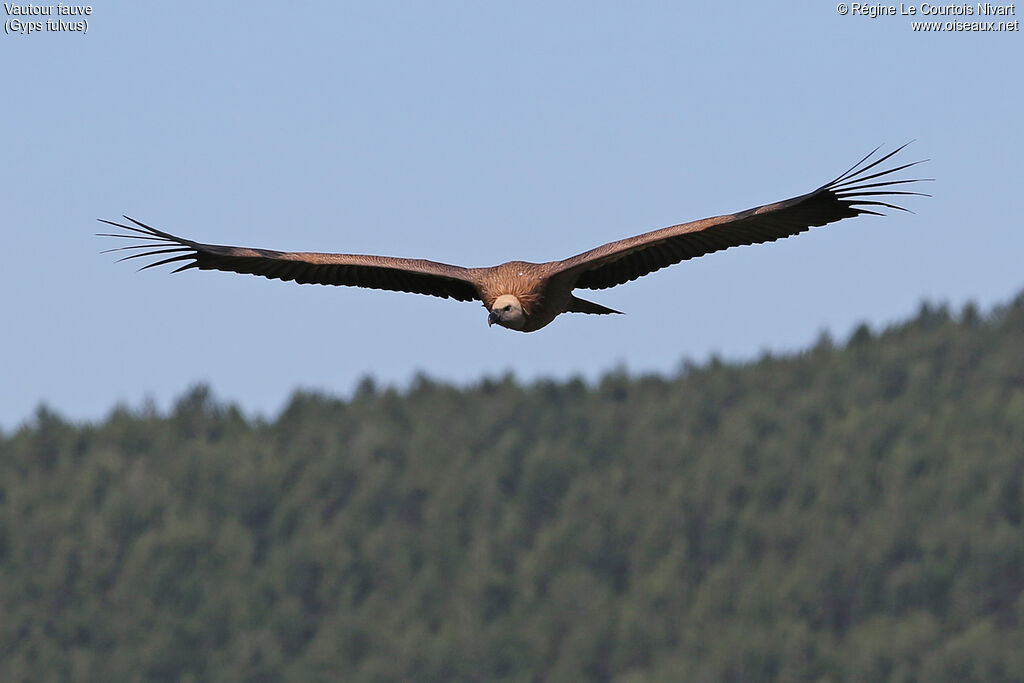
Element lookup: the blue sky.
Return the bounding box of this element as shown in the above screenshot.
[2,3,1021,428]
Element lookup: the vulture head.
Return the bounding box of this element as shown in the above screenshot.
[488,295,526,330]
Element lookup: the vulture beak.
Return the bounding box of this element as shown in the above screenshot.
[487,310,499,327]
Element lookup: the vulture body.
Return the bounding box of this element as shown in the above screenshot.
[101,144,928,332]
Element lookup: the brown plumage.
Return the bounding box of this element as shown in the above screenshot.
[100,144,929,333]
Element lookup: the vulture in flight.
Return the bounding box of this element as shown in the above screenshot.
[101,144,928,332]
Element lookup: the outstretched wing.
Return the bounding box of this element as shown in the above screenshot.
[553,143,930,290]
[99,217,482,302]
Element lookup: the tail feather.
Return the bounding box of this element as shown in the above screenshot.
[567,295,622,315]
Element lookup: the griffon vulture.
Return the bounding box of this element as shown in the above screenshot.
[101,144,928,332]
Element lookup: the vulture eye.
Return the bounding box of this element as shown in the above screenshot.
[504,305,512,311]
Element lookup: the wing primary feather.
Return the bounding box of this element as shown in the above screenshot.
[829,141,914,186]
[831,159,928,190]
[96,232,167,241]
[102,243,189,254]
[139,254,195,271]
[843,199,912,212]
[839,190,929,198]
[832,177,932,192]
[826,143,884,185]
[119,215,183,240]
[97,218,170,239]
[116,247,193,263]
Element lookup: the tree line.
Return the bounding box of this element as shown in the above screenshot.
[2,293,1023,681]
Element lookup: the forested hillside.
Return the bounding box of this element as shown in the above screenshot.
[3,293,1023,682]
